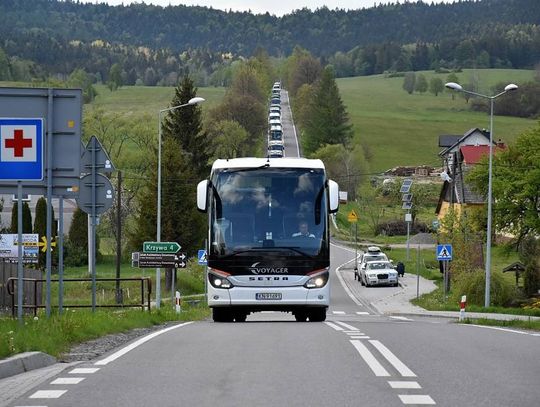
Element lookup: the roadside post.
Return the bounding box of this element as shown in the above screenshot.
[416,245,420,299]
[436,244,453,300]
[400,179,413,260]
[459,295,467,321]
[175,291,181,313]
[347,210,359,275]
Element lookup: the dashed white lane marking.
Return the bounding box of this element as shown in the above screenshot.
[335,321,359,331]
[356,311,370,315]
[369,340,416,377]
[532,333,540,337]
[324,321,345,331]
[350,340,390,377]
[95,321,193,366]
[350,336,370,339]
[398,395,436,405]
[51,377,85,385]
[390,316,413,321]
[29,390,67,399]
[388,381,422,389]
[332,311,346,315]
[69,368,100,374]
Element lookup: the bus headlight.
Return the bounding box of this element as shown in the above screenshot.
[304,269,329,289]
[208,269,234,289]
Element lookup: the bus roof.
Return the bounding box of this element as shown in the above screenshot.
[211,157,325,170]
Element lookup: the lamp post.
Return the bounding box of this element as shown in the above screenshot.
[444,82,517,307]
[156,96,205,308]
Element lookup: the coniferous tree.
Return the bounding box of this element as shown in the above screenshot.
[10,201,32,233]
[162,75,211,178]
[65,207,88,266]
[33,197,56,269]
[303,66,353,155]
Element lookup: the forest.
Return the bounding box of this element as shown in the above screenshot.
[0,0,539,86]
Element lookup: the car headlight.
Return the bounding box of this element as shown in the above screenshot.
[208,269,234,289]
[304,269,329,289]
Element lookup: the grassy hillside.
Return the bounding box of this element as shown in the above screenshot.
[90,85,226,116]
[337,69,537,172]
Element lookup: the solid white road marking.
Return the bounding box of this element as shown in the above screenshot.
[388,381,422,389]
[95,322,193,366]
[324,321,345,331]
[350,340,390,377]
[356,311,370,315]
[390,316,413,321]
[331,242,364,307]
[398,395,436,404]
[69,368,100,374]
[335,321,359,331]
[464,324,534,336]
[369,340,416,377]
[332,311,346,315]
[29,390,67,399]
[51,377,85,385]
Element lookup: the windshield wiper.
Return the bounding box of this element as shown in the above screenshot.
[220,246,315,259]
[224,163,270,174]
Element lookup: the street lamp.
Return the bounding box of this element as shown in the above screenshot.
[156,96,205,308]
[445,82,517,307]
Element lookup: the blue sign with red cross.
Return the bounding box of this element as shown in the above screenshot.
[0,118,44,181]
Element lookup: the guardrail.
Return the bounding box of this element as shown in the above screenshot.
[6,277,152,317]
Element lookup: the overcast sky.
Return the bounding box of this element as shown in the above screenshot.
[83,1,454,16]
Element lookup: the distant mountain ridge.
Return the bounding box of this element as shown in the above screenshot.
[0,0,538,57]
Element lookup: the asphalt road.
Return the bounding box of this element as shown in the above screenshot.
[4,90,539,407]
[6,242,539,407]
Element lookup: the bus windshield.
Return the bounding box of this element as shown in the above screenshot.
[210,168,327,259]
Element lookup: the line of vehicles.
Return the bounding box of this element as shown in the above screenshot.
[267,81,284,158]
[353,246,400,287]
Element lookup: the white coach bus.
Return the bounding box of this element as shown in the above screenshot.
[197,157,339,322]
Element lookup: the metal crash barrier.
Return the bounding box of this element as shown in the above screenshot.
[7,277,152,317]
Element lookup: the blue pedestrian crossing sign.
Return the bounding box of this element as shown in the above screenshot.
[197,249,207,265]
[436,244,453,261]
[0,118,44,181]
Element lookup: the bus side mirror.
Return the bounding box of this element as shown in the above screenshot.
[197,180,208,212]
[328,180,339,213]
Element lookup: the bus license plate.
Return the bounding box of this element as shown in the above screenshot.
[256,293,282,300]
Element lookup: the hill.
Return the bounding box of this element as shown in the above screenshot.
[337,69,536,172]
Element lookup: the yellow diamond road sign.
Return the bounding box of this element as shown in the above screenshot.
[347,210,358,223]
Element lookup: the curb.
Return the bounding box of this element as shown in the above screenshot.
[0,352,56,380]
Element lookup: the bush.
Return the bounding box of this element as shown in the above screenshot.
[451,270,515,307]
[64,240,88,267]
[376,220,428,236]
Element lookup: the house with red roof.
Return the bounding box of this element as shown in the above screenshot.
[436,128,506,221]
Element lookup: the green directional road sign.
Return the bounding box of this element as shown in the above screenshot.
[143,241,181,254]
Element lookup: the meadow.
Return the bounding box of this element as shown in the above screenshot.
[337,69,537,172]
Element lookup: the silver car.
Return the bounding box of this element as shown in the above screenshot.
[360,260,398,287]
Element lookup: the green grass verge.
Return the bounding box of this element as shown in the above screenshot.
[0,305,210,359]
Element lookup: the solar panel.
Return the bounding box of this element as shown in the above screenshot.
[400,179,413,193]
[402,202,413,210]
[402,193,413,202]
